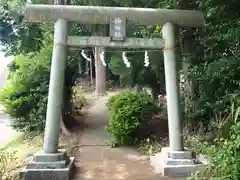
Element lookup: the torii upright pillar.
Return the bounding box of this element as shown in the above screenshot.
[149,22,207,177]
[163,22,183,151]
[20,4,75,180]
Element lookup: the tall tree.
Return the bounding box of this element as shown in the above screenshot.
[0,0,43,56]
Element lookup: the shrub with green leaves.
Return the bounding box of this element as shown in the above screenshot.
[107,90,158,145]
[187,104,240,180]
[0,38,52,132]
[72,86,88,114]
[0,32,80,132]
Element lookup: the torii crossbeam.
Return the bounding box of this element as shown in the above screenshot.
[24,4,204,27]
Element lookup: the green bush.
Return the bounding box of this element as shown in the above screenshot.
[107,90,158,146]
[0,30,81,132]
[187,104,240,180]
[0,38,52,132]
[72,86,88,114]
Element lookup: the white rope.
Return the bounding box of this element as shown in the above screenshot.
[144,51,150,67]
[99,51,107,66]
[81,50,91,61]
[81,49,150,68]
[78,49,162,53]
[122,52,131,68]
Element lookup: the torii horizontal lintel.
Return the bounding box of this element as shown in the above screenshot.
[25,4,204,27]
[67,36,165,49]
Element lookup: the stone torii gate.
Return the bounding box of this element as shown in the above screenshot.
[22,4,205,180]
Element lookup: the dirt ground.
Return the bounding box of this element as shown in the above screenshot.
[62,94,184,180]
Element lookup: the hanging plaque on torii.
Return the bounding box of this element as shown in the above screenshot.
[110,16,126,42]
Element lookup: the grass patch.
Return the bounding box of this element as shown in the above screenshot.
[0,132,77,180]
[1,133,25,151]
[137,136,169,156]
[1,133,44,180]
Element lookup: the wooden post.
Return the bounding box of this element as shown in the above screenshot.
[90,55,93,86]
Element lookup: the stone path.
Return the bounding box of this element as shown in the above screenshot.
[72,96,185,180]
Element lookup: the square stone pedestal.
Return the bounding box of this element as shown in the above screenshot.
[20,149,75,180]
[150,147,207,177]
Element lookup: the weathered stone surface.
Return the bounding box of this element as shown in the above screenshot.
[150,147,207,177]
[161,147,196,160]
[68,36,165,49]
[34,149,67,162]
[20,154,75,180]
[24,4,205,27]
[160,163,206,177]
[26,160,68,169]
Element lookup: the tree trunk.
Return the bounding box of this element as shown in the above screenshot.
[60,86,72,135]
[135,84,143,92]
[60,106,71,135]
[182,29,197,132]
[90,55,93,86]
[151,87,158,101]
[78,54,83,75]
[94,46,106,96]
[58,0,73,135]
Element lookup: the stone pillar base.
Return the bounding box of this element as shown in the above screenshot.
[20,149,75,180]
[149,147,207,177]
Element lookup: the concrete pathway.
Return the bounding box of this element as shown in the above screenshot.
[72,96,184,180]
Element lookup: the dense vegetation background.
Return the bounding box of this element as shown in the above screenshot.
[1,0,240,179]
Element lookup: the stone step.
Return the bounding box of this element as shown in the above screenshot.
[26,160,68,169]
[150,147,208,177]
[33,149,68,162]
[20,157,75,180]
[163,158,201,166]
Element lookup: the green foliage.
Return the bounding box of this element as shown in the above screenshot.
[0,149,16,179]
[186,105,240,180]
[0,35,52,132]
[190,55,240,123]
[138,137,163,156]
[0,31,81,132]
[72,86,89,114]
[108,51,165,95]
[0,1,43,56]
[2,1,240,179]
[108,53,133,85]
[107,90,158,145]
[181,0,240,125]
